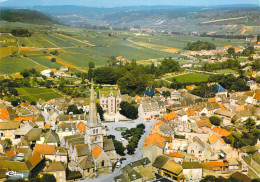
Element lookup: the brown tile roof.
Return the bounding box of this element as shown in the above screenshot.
[75,143,91,157]
[45,162,66,172]
[253,92,260,100]
[92,145,102,159]
[0,121,20,130]
[196,119,213,128]
[33,144,55,155]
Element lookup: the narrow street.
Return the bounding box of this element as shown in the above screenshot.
[82,119,157,182]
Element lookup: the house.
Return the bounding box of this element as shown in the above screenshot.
[143,133,166,163]
[44,130,60,146]
[253,92,260,106]
[33,144,56,161]
[2,154,43,180]
[214,109,236,126]
[187,137,217,161]
[115,157,156,182]
[153,155,183,182]
[99,90,121,115]
[182,162,203,182]
[143,88,160,97]
[201,160,229,171]
[138,99,163,120]
[208,134,226,153]
[213,84,228,97]
[165,152,184,164]
[0,121,21,138]
[227,159,239,170]
[44,162,66,182]
[77,155,95,178]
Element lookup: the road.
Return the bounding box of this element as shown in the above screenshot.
[81,119,157,182]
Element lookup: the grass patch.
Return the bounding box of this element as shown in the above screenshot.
[17,87,62,102]
[173,73,210,83]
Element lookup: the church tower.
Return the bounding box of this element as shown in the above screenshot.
[85,80,105,150]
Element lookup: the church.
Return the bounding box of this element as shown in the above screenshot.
[64,81,118,178]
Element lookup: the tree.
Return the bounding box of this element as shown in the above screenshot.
[257,34,260,42]
[67,105,82,115]
[89,61,95,69]
[50,71,54,78]
[162,91,171,99]
[244,117,256,130]
[227,47,235,55]
[51,58,56,62]
[31,101,36,105]
[113,140,126,156]
[40,174,56,182]
[96,103,104,121]
[119,101,138,120]
[4,138,12,145]
[127,142,135,155]
[136,123,145,130]
[209,116,221,126]
[11,100,19,107]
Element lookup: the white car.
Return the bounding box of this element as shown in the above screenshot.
[119,138,125,141]
[115,162,121,168]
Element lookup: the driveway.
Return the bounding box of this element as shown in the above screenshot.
[81,119,157,182]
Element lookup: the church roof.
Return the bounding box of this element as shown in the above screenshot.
[92,145,103,159]
[75,143,91,157]
[79,155,95,169]
[103,139,115,152]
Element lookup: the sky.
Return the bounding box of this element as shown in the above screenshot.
[0,0,259,7]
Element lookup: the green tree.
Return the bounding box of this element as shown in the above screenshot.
[11,100,19,107]
[227,47,235,55]
[89,61,95,69]
[31,101,36,105]
[67,105,83,115]
[40,174,56,182]
[209,116,221,126]
[119,101,138,120]
[162,91,171,99]
[127,142,135,155]
[4,138,12,145]
[257,34,260,42]
[51,58,56,62]
[244,117,256,130]
[113,140,126,156]
[96,103,104,121]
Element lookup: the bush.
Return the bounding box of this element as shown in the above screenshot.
[209,116,221,126]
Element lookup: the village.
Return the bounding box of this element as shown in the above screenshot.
[0,57,259,182]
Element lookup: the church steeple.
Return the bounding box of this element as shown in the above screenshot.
[87,79,100,127]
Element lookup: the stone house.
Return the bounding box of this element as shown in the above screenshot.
[99,90,121,115]
[182,162,203,182]
[44,162,66,182]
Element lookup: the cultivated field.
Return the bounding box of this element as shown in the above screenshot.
[17,87,62,102]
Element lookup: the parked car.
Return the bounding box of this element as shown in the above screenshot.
[119,138,125,141]
[116,162,121,168]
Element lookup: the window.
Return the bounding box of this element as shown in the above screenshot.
[95,137,97,141]
[93,129,95,134]
[191,150,194,153]
[199,151,202,154]
[96,129,98,133]
[60,172,63,177]
[88,168,90,173]
[101,160,105,167]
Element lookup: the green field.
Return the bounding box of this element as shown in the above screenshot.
[171,73,210,83]
[17,87,62,102]
[0,57,45,74]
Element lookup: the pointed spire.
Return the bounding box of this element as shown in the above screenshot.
[87,79,99,127]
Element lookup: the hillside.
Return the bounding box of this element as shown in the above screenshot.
[0,9,57,24]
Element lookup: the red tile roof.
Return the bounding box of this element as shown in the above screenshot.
[253,92,260,100]
[211,126,231,137]
[92,145,102,159]
[166,152,184,158]
[143,133,166,148]
[208,134,226,145]
[163,112,178,121]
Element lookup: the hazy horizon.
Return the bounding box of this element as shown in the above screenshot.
[0,0,259,8]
